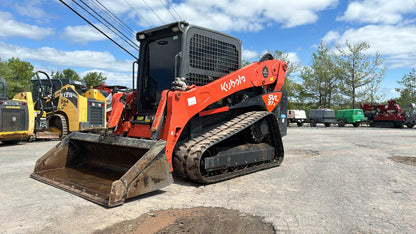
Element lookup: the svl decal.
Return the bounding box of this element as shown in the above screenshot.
[262,92,282,112]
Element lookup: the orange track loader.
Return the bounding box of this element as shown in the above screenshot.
[31,22,288,207]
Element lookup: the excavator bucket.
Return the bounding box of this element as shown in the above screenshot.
[30,132,173,207]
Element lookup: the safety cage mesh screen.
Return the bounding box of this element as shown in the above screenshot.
[188,34,239,86]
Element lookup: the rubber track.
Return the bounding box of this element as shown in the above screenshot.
[55,113,68,139]
[173,111,283,184]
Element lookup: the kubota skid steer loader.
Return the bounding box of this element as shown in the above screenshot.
[31,21,288,207]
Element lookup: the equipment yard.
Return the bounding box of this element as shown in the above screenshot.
[1,126,416,233]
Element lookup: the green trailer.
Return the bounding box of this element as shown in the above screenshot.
[336,109,365,127]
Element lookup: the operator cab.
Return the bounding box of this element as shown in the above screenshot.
[135,21,241,123]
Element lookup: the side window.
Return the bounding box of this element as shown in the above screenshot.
[143,35,181,110]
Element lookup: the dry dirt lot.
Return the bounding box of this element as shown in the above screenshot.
[1,126,416,233]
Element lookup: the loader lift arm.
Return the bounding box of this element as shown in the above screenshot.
[159,59,286,167]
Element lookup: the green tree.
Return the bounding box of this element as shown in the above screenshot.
[396,68,416,105]
[0,57,34,98]
[82,71,107,87]
[300,67,321,107]
[336,41,385,108]
[300,43,340,108]
[360,75,383,105]
[51,68,81,81]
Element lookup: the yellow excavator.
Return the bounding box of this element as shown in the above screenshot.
[0,77,34,144]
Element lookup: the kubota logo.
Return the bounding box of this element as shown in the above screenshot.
[220,75,246,92]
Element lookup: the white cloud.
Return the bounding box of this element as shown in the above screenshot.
[96,0,140,15]
[287,52,301,65]
[388,88,400,98]
[177,0,338,31]
[322,25,416,69]
[14,1,49,19]
[242,49,258,61]
[0,42,132,72]
[80,69,132,87]
[266,0,338,28]
[0,11,54,40]
[322,31,340,44]
[62,24,109,44]
[96,0,338,32]
[338,0,416,24]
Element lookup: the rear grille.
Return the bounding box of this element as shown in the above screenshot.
[1,108,27,132]
[187,73,220,87]
[88,102,105,127]
[188,34,239,86]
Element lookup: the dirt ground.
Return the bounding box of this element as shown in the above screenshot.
[389,156,416,166]
[95,207,274,234]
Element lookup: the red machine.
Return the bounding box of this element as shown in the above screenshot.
[93,83,132,128]
[361,99,405,127]
[31,22,288,207]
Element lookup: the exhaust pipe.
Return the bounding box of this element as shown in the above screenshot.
[31,132,173,207]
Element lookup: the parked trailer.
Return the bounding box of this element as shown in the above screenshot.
[308,109,336,127]
[336,109,365,127]
[287,109,307,127]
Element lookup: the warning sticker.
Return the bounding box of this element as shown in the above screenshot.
[187,96,197,106]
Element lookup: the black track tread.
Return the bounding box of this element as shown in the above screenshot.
[54,113,68,139]
[173,111,283,184]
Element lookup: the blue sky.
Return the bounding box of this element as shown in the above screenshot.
[0,0,415,99]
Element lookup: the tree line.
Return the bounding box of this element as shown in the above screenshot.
[257,42,415,110]
[2,43,415,109]
[0,57,107,98]
[250,41,403,111]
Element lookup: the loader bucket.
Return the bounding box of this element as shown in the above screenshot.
[30,132,173,207]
